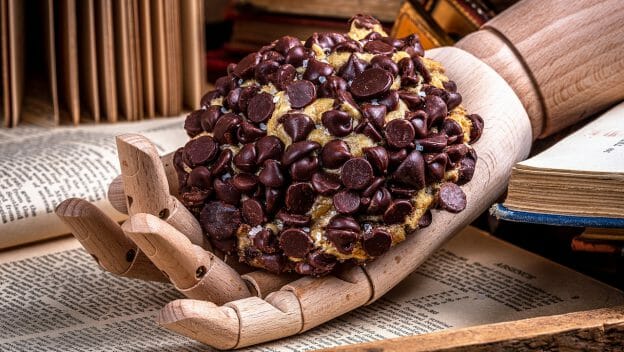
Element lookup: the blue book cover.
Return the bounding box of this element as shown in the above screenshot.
[490,204,624,228]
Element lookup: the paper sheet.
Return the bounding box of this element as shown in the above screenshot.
[0,226,621,351]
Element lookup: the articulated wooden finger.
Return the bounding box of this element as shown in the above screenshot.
[122,213,251,304]
[116,134,207,249]
[107,151,177,215]
[242,271,299,298]
[55,198,166,282]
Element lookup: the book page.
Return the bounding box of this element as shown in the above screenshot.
[0,116,187,249]
[0,226,621,351]
[519,101,624,174]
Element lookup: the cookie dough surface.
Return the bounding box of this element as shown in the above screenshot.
[175,15,483,276]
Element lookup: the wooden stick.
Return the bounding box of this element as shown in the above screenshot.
[55,198,166,282]
[324,306,624,351]
[115,134,208,249]
[122,213,251,304]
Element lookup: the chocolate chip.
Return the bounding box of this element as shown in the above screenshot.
[446,92,462,110]
[424,95,448,128]
[285,46,313,66]
[262,50,285,64]
[253,228,278,254]
[213,75,237,96]
[213,179,241,205]
[184,110,204,137]
[180,188,209,209]
[364,146,389,174]
[341,157,374,190]
[326,229,358,254]
[333,39,362,52]
[381,36,404,49]
[393,150,425,189]
[350,14,380,29]
[282,113,315,142]
[443,80,457,92]
[285,183,315,214]
[318,76,348,98]
[364,40,395,55]
[225,88,241,112]
[265,187,282,214]
[363,228,392,256]
[295,262,315,275]
[307,250,337,274]
[282,141,321,166]
[183,136,219,167]
[257,254,285,274]
[279,228,313,258]
[188,166,212,189]
[290,156,319,181]
[441,118,464,144]
[237,120,266,143]
[200,201,241,240]
[388,148,408,170]
[398,91,423,110]
[311,171,342,196]
[339,53,368,81]
[378,90,399,111]
[303,59,335,84]
[383,199,413,224]
[385,119,416,149]
[327,215,361,232]
[276,210,311,227]
[286,80,316,109]
[457,153,476,185]
[200,106,222,132]
[467,114,484,143]
[233,52,261,79]
[212,238,237,255]
[413,55,431,82]
[355,121,383,141]
[371,55,399,75]
[233,143,257,172]
[273,64,296,90]
[398,57,415,77]
[416,134,448,152]
[247,92,275,123]
[231,173,258,193]
[242,199,265,226]
[367,187,392,214]
[333,190,361,214]
[275,36,302,55]
[238,86,260,114]
[418,210,432,228]
[258,159,284,188]
[389,185,417,198]
[438,182,466,213]
[322,109,352,137]
[212,113,241,145]
[362,177,385,197]
[210,149,233,177]
[407,110,428,138]
[425,153,448,181]
[255,136,284,164]
[361,103,387,129]
[401,34,425,57]
[350,68,393,99]
[445,143,469,163]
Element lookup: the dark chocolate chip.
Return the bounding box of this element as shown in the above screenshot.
[388,148,408,170]
[407,110,428,138]
[233,52,261,79]
[311,171,342,196]
[318,143,348,170]
[445,143,469,163]
[318,76,348,98]
[253,228,278,254]
[183,136,219,167]
[350,14,381,29]
[285,46,313,67]
[385,119,416,149]
[412,55,431,82]
[326,229,358,254]
[437,183,466,213]
[457,154,476,185]
[383,199,413,224]
[424,95,448,128]
[401,34,425,57]
[441,118,464,144]
[188,166,212,189]
[446,92,462,110]
[184,110,204,137]
[307,250,337,274]
[276,210,311,227]
[350,68,393,99]
[416,134,448,152]
[258,159,284,188]
[200,106,222,133]
[238,86,260,114]
[361,103,387,129]
[285,183,315,214]
[339,53,369,81]
[255,136,284,164]
[210,149,233,177]
[327,215,361,232]
[398,57,415,77]
[322,109,352,137]
[282,141,321,166]
[398,91,423,110]
[303,59,335,84]
[265,187,282,215]
[393,150,425,189]
[295,262,315,275]
[262,50,285,64]
[363,228,392,256]
[273,64,296,90]
[333,39,362,53]
[378,90,399,111]
[242,199,265,226]
[213,179,241,205]
[341,157,374,190]
[282,113,315,142]
[231,173,259,193]
[286,80,317,109]
[364,146,389,174]
[355,121,383,142]
[212,238,237,254]
[364,40,395,55]
[279,228,313,258]
[212,113,241,145]
[233,143,257,172]
[275,36,302,55]
[200,201,241,240]
[247,92,275,123]
[213,75,237,96]
[290,156,319,181]
[257,254,285,274]
[180,188,209,209]
[333,190,361,214]
[237,120,266,143]
[467,114,484,143]
[200,91,221,108]
[362,177,385,197]
[370,55,399,75]
[225,88,241,112]
[389,185,417,198]
[367,187,392,214]
[418,209,432,228]
[425,153,448,181]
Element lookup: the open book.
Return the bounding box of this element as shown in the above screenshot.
[504,101,624,219]
[0,226,622,351]
[0,116,188,249]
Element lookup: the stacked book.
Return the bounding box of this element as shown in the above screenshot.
[0,0,205,127]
